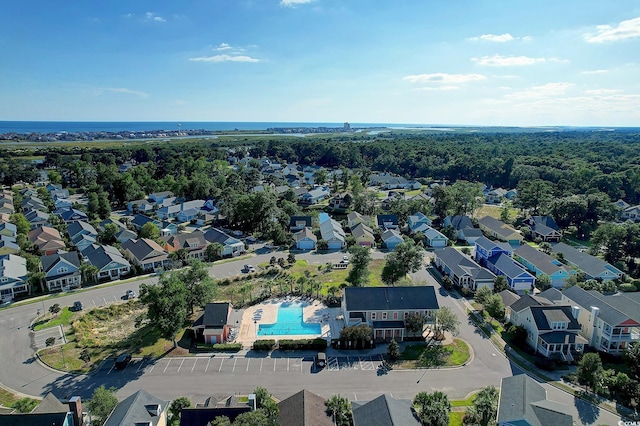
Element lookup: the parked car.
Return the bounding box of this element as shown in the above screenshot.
[71,301,83,312]
[243,264,255,273]
[342,255,349,264]
[125,290,136,299]
[0,299,12,308]
[114,353,132,369]
[315,352,327,368]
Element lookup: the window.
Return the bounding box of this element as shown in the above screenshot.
[57,267,68,274]
[393,312,398,320]
[371,312,376,320]
[382,312,388,320]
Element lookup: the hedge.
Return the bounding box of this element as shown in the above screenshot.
[278,338,327,351]
[253,340,276,351]
[619,283,638,292]
[195,343,242,352]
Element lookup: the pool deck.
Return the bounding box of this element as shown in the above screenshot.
[235,296,342,347]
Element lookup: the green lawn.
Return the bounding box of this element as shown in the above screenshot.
[33,307,75,331]
[449,411,465,426]
[397,338,471,368]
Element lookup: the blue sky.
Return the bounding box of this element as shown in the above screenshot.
[1,0,640,126]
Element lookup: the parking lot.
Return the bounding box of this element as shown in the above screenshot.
[95,354,385,377]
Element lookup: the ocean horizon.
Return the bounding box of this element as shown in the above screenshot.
[0,121,429,134]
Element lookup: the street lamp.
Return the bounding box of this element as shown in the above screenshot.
[254,320,257,338]
[61,346,66,369]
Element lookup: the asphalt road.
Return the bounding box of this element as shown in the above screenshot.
[0,249,624,425]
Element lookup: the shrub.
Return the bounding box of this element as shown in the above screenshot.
[212,343,242,352]
[278,338,327,351]
[619,283,637,292]
[633,279,640,291]
[253,340,276,351]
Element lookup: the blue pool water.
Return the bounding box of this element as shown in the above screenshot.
[257,303,321,336]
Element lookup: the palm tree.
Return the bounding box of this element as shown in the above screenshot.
[467,386,499,426]
[80,262,99,285]
[325,394,352,426]
[413,391,450,426]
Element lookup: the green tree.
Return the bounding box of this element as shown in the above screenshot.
[387,338,400,361]
[381,239,424,285]
[139,222,160,240]
[577,352,604,392]
[232,410,270,426]
[169,397,191,426]
[13,397,38,413]
[209,416,231,426]
[325,394,352,426]
[49,303,61,316]
[624,342,640,381]
[179,261,217,315]
[535,273,551,291]
[140,273,188,348]
[346,245,372,287]
[464,386,499,426]
[474,286,493,306]
[287,252,296,265]
[404,312,426,338]
[205,242,225,262]
[87,385,118,426]
[413,390,450,426]
[517,179,553,215]
[80,262,99,285]
[10,213,30,236]
[434,306,460,342]
[485,294,505,319]
[98,223,118,245]
[493,276,508,293]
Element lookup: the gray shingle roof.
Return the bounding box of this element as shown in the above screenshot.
[202,303,230,329]
[529,305,581,331]
[551,242,622,279]
[352,394,420,426]
[490,253,532,280]
[435,247,496,282]
[509,294,551,313]
[562,285,640,326]
[104,389,168,426]
[497,289,520,307]
[497,374,573,426]
[344,287,438,312]
[514,244,567,276]
[42,252,80,273]
[277,389,333,426]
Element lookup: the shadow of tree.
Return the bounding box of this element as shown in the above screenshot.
[573,391,600,425]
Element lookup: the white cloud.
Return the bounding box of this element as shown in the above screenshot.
[189,54,260,63]
[403,73,486,84]
[468,33,514,42]
[280,0,315,7]
[471,55,566,66]
[417,86,460,91]
[580,69,609,75]
[505,82,574,100]
[104,88,149,98]
[143,12,166,23]
[214,43,232,51]
[583,16,640,43]
[584,89,623,95]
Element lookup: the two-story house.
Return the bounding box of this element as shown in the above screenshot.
[477,216,523,246]
[319,218,346,250]
[83,245,131,282]
[203,228,245,257]
[351,223,376,248]
[0,254,28,302]
[513,244,572,288]
[560,285,640,355]
[342,286,439,341]
[551,242,623,281]
[514,304,587,361]
[523,216,562,242]
[433,247,496,291]
[121,238,170,272]
[161,230,208,260]
[42,252,82,292]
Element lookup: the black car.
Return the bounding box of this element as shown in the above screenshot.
[71,301,83,312]
[114,353,132,369]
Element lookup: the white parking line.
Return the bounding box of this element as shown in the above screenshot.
[163,359,172,373]
[359,357,365,370]
[219,358,224,372]
[107,365,115,375]
[287,358,290,372]
[246,358,250,372]
[233,357,237,372]
[148,363,156,373]
[205,358,211,373]
[273,359,276,371]
[176,359,185,373]
[260,359,263,372]
[191,358,198,372]
[136,361,145,372]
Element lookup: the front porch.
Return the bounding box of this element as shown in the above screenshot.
[372,320,405,342]
[537,332,587,361]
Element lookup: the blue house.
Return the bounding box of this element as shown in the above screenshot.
[474,236,512,267]
[408,212,432,233]
[514,244,572,288]
[487,253,535,294]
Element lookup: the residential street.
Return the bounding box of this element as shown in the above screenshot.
[0,250,624,425]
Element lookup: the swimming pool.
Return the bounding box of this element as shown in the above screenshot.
[257,302,321,336]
